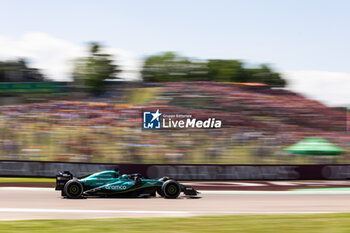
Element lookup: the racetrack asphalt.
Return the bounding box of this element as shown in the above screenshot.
[1,188,350,220]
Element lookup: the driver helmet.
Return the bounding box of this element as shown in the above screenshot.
[120,174,129,179]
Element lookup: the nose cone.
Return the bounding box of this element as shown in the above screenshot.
[183,186,199,196]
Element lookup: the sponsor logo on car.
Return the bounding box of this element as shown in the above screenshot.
[105,185,127,190]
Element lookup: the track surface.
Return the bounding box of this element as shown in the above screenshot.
[1,188,350,220]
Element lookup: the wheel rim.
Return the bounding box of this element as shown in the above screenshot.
[69,184,80,195]
[167,185,178,195]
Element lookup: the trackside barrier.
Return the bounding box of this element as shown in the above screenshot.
[1,160,350,180]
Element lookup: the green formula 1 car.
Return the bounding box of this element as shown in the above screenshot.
[55,169,199,199]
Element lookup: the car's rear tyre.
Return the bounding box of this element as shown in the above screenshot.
[161,180,181,199]
[61,189,67,197]
[64,180,83,198]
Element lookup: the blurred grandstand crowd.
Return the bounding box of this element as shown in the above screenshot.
[0,81,348,164]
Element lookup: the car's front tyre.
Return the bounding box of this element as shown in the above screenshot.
[64,180,83,198]
[156,187,165,197]
[161,180,181,199]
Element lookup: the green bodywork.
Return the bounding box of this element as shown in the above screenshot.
[78,170,185,194]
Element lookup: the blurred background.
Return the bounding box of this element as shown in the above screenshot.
[0,0,349,165]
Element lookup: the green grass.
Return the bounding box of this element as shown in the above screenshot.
[2,214,350,232]
[0,177,54,183]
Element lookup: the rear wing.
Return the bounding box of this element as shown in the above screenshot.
[55,171,73,190]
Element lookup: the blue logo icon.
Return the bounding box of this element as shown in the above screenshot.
[143,110,162,129]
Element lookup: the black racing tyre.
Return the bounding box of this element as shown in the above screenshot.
[64,180,83,198]
[161,180,181,199]
[61,189,67,197]
[156,187,165,197]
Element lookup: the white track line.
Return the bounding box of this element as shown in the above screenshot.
[0,187,53,191]
[0,208,187,215]
[200,190,350,194]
